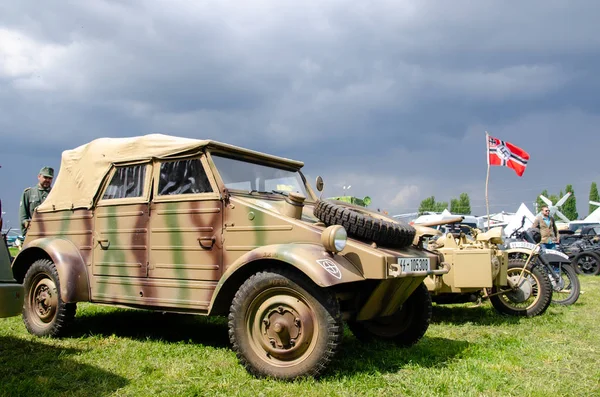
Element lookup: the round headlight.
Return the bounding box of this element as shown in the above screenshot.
[321,225,347,253]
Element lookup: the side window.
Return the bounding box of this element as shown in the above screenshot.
[158,159,212,196]
[102,165,146,200]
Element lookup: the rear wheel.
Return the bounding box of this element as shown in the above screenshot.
[571,251,600,275]
[22,259,76,337]
[228,269,342,380]
[489,259,552,317]
[348,282,431,347]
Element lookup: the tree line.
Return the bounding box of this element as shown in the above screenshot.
[417,183,600,220]
[418,193,472,214]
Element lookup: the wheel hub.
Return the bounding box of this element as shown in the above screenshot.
[32,279,58,323]
[506,275,532,302]
[249,293,316,363]
[264,306,302,349]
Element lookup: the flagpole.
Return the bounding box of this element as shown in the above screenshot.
[485,131,490,230]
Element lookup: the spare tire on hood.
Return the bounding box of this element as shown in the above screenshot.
[313,200,416,249]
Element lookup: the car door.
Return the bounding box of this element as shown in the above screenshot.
[91,162,152,304]
[147,155,222,311]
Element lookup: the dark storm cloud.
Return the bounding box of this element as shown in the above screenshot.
[1,0,599,225]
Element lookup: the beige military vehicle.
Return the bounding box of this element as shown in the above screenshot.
[12,134,448,380]
[415,218,552,317]
[0,200,24,318]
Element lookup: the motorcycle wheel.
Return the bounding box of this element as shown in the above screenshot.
[489,259,552,317]
[549,264,580,305]
[571,251,600,275]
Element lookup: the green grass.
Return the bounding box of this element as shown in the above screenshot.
[1,277,599,397]
[8,247,18,257]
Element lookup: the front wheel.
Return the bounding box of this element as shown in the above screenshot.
[549,264,580,305]
[348,282,432,347]
[228,269,342,380]
[489,259,552,317]
[22,259,76,337]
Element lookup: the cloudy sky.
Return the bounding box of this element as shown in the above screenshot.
[1,0,599,230]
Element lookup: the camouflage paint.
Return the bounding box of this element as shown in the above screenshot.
[92,204,141,300]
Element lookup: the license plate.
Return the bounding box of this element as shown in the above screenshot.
[398,257,430,273]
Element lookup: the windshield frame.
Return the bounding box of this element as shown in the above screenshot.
[206,150,317,202]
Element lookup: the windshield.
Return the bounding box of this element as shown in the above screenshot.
[211,154,310,198]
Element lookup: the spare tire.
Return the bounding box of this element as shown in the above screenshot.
[314,200,415,248]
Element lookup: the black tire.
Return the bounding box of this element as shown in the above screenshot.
[348,282,431,346]
[313,200,415,248]
[228,269,342,380]
[549,264,580,305]
[22,259,77,337]
[489,259,552,317]
[571,251,600,275]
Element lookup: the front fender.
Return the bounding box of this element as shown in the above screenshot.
[12,238,90,303]
[209,243,364,312]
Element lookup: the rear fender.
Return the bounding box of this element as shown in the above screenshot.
[12,238,90,303]
[209,243,364,313]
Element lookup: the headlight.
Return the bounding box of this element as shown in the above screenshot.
[321,225,347,253]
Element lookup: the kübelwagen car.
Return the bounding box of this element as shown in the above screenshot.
[12,134,448,380]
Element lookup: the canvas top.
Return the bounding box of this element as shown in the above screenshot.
[37,133,303,212]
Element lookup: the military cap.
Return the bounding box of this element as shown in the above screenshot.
[39,166,54,178]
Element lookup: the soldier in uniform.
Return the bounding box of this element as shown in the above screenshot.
[19,166,54,236]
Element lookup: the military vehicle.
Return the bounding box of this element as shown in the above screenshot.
[11,134,448,380]
[415,217,552,317]
[0,199,24,318]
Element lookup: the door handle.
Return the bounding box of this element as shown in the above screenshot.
[198,236,215,249]
[98,239,110,249]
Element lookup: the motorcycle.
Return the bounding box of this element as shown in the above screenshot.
[502,217,580,306]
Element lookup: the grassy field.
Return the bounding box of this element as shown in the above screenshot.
[1,267,599,397]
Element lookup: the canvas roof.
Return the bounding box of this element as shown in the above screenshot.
[38,134,304,212]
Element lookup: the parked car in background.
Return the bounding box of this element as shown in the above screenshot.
[0,199,24,318]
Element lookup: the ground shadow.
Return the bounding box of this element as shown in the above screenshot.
[325,333,470,378]
[67,308,231,348]
[431,304,529,326]
[0,336,128,397]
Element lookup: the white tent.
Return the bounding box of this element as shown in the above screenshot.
[502,203,537,237]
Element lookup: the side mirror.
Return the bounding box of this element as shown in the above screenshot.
[316,176,324,192]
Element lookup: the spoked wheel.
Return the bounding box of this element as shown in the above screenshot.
[548,263,580,305]
[228,269,342,380]
[348,282,431,346]
[571,251,600,275]
[489,259,552,317]
[22,259,76,337]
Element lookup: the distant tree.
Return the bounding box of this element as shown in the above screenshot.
[450,198,459,212]
[450,193,471,214]
[419,196,448,213]
[590,182,599,215]
[563,185,578,220]
[450,198,460,213]
[434,201,449,212]
[458,193,471,215]
[419,196,437,213]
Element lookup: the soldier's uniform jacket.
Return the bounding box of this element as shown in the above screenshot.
[19,185,51,234]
